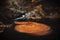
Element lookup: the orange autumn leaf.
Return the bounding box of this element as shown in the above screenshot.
[15,22,51,36]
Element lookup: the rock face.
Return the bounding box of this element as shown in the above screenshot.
[0,0,59,20]
[14,22,51,36]
[0,0,60,25]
